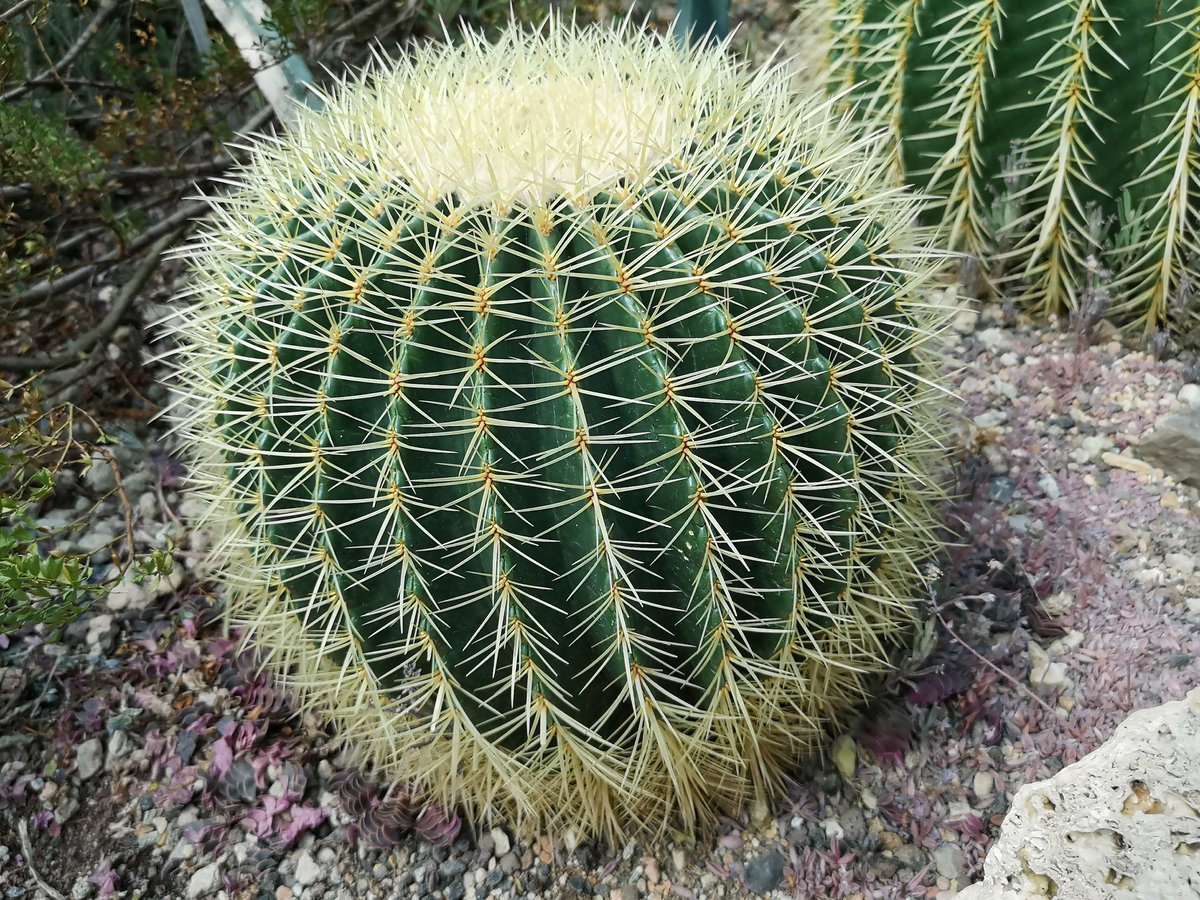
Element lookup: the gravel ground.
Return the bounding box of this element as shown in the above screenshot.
[2,289,1199,900]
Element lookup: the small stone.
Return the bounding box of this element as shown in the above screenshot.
[294,851,322,886]
[749,795,771,827]
[1042,591,1073,615]
[671,847,687,874]
[76,738,104,780]
[1178,383,1200,407]
[567,876,590,893]
[1073,434,1113,464]
[831,733,857,780]
[187,863,221,898]
[869,852,900,880]
[894,844,925,871]
[1165,552,1196,580]
[976,327,1011,352]
[839,807,867,845]
[931,844,969,888]
[611,887,639,900]
[1028,643,1070,691]
[743,850,786,894]
[1102,451,1158,477]
[973,772,995,799]
[476,832,494,857]
[55,797,80,824]
[440,859,466,878]
[644,856,660,884]
[106,730,133,768]
[489,826,511,857]
[498,852,519,875]
[1037,472,1060,499]
[83,453,117,494]
[71,875,93,899]
[275,888,294,900]
[973,410,1007,429]
[951,308,980,335]
[86,614,118,654]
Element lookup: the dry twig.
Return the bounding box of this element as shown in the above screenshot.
[2,0,119,103]
[0,229,182,371]
[17,818,68,900]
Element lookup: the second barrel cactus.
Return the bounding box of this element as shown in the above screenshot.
[817,0,1200,333]
[168,21,948,838]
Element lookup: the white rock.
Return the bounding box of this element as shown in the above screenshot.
[958,689,1200,900]
[1037,473,1060,500]
[106,730,132,768]
[1165,552,1196,581]
[976,327,1012,352]
[489,826,511,857]
[104,568,183,611]
[187,862,221,898]
[974,410,1008,429]
[1073,435,1114,465]
[1048,630,1084,656]
[75,738,104,780]
[294,850,322,886]
[1178,383,1200,407]
[1027,643,1070,691]
[973,772,995,799]
[82,452,117,494]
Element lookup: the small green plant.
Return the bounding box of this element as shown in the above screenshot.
[813,0,1200,334]
[0,383,173,635]
[167,19,949,839]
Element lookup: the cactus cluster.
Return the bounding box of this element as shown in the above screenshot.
[816,0,1200,333]
[166,21,948,838]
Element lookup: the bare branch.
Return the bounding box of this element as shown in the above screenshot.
[2,0,120,103]
[6,201,205,309]
[0,0,39,24]
[0,228,181,372]
[17,819,67,900]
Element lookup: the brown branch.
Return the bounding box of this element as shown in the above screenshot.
[6,201,205,309]
[2,0,120,103]
[0,228,181,372]
[0,0,38,24]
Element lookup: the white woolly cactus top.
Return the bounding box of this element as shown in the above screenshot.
[233,21,864,208]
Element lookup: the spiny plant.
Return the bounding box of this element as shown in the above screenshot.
[813,0,1200,334]
[165,19,950,840]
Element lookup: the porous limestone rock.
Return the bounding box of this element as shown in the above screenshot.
[959,689,1200,899]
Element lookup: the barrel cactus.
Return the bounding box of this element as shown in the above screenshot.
[815,0,1200,333]
[167,21,948,839]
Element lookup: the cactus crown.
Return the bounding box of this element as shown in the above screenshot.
[166,19,949,840]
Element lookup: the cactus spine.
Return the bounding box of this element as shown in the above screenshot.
[818,0,1200,332]
[167,21,948,839]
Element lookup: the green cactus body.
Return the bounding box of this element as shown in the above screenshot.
[819,0,1200,332]
[169,22,947,838]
